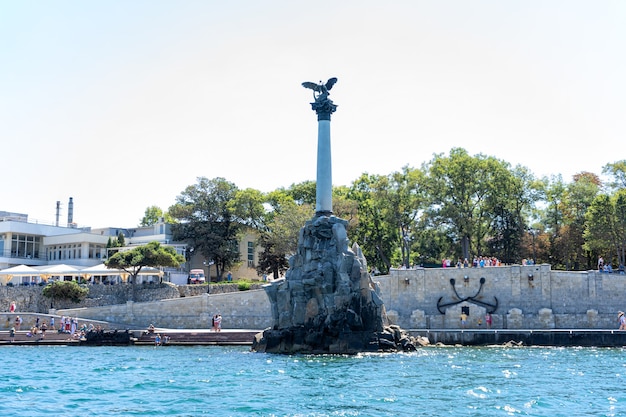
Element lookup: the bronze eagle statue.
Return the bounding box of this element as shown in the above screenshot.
[302,77,337,101]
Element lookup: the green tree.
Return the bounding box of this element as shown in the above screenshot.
[230,188,266,230]
[424,148,519,261]
[348,173,398,272]
[486,166,537,264]
[602,160,626,191]
[584,189,626,268]
[105,241,184,288]
[284,181,316,205]
[140,205,174,226]
[42,280,89,303]
[117,231,126,248]
[385,166,427,267]
[560,172,600,269]
[257,200,311,279]
[169,177,243,280]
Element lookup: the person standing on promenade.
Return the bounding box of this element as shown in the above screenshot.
[619,312,626,330]
[9,301,16,312]
[9,326,15,343]
[485,313,493,328]
[214,314,222,332]
[40,321,47,339]
[15,315,22,331]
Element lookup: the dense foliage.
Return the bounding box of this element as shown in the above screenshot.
[151,149,626,275]
[42,280,89,303]
[105,241,185,284]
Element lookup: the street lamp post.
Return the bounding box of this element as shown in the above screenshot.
[529,229,537,264]
[204,260,214,293]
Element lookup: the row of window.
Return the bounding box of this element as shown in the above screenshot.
[48,244,104,260]
[2,234,254,265]
[0,234,104,260]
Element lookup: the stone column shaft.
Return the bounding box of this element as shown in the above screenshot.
[316,119,332,215]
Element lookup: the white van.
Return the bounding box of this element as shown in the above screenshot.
[188,269,206,284]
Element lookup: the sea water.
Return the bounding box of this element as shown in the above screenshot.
[1,345,625,417]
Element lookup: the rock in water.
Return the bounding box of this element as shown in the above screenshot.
[252,215,416,354]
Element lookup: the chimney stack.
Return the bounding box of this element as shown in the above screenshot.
[55,201,60,227]
[67,197,74,227]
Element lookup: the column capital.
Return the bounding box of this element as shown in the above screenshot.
[311,98,337,121]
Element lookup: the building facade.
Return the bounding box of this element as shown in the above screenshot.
[1,210,263,283]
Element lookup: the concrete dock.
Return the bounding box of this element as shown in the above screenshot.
[3,328,626,348]
[409,328,626,347]
[0,328,260,347]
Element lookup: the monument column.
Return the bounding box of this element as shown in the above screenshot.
[303,77,338,217]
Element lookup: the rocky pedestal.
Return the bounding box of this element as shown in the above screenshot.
[252,215,417,354]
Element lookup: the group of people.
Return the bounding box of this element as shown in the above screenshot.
[598,256,625,274]
[460,312,493,328]
[445,257,503,268]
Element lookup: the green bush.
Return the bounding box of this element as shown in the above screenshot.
[237,281,251,291]
[42,280,89,303]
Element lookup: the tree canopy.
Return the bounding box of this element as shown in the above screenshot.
[105,241,185,285]
[169,177,265,279]
[153,148,626,275]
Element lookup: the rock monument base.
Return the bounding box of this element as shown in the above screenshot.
[252,215,418,354]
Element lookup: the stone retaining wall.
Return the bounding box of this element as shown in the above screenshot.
[55,289,272,330]
[376,264,626,330]
[0,282,261,313]
[5,265,626,330]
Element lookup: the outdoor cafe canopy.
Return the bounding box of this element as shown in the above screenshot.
[0,264,39,285]
[0,263,163,285]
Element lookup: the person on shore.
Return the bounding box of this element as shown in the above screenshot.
[9,301,16,313]
[618,311,626,330]
[460,312,467,328]
[9,326,15,343]
[485,313,493,329]
[598,256,604,272]
[214,314,222,332]
[40,321,47,339]
[50,316,55,330]
[154,333,162,346]
[15,315,22,331]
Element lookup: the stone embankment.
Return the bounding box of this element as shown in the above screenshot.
[0,282,264,313]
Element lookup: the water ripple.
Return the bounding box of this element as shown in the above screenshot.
[1,346,626,416]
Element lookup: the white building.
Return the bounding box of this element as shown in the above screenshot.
[0,209,263,284]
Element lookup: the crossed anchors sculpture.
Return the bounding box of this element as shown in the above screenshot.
[436,277,498,314]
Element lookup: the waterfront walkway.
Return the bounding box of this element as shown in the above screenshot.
[0,328,260,346]
[3,328,626,348]
[409,328,626,347]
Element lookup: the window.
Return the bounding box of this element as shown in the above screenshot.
[11,234,41,259]
[247,241,255,268]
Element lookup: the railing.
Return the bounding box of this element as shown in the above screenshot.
[0,250,45,260]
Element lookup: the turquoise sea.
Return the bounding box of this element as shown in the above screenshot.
[1,345,624,416]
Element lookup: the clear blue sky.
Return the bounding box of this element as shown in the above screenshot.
[2,1,625,228]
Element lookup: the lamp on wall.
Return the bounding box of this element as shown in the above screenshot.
[528,273,534,282]
[464,275,469,283]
